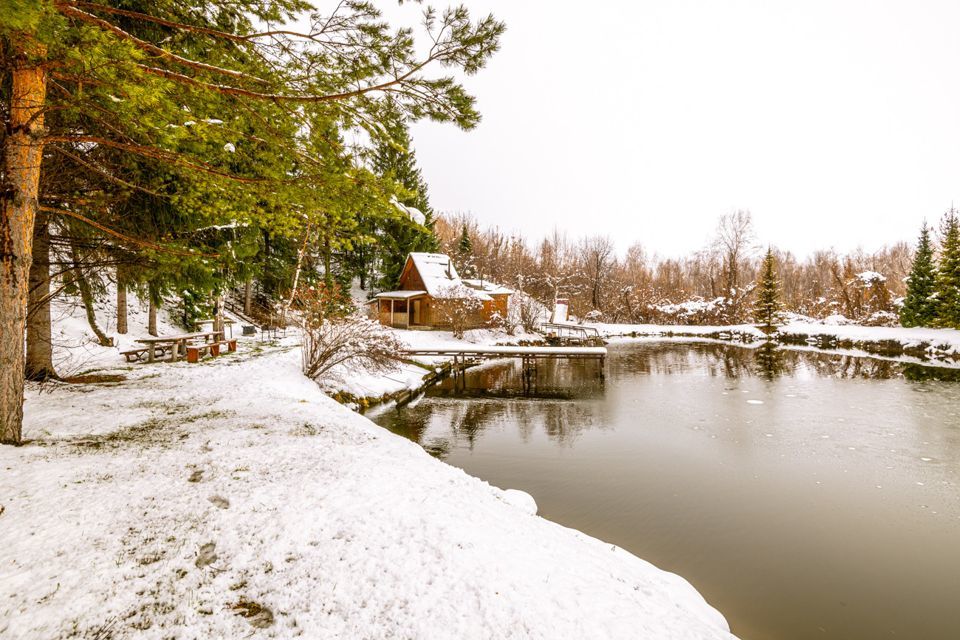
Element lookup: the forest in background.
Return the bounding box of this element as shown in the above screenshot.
[427,209,945,327]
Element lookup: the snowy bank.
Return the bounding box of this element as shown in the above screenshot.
[320,326,545,408]
[584,321,960,365]
[1,341,735,639]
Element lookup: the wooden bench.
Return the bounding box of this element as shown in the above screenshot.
[185,339,238,363]
[120,345,168,363]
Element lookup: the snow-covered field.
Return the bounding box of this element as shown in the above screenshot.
[1,301,735,639]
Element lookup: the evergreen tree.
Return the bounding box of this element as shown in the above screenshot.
[1,1,504,444]
[753,248,783,330]
[366,111,440,289]
[900,222,938,327]
[457,226,476,277]
[934,208,960,328]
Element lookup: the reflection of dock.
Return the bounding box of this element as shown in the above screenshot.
[402,345,607,361]
[402,346,607,392]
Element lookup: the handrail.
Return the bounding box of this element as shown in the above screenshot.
[539,322,601,338]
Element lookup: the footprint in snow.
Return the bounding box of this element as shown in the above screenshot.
[208,495,230,509]
[232,599,275,628]
[195,542,218,568]
[188,469,204,483]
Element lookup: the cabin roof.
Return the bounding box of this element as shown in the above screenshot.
[374,290,427,300]
[401,253,493,301]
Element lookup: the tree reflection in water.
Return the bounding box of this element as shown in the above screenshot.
[374,341,960,457]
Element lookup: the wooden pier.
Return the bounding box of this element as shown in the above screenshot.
[401,345,607,360]
[401,345,607,392]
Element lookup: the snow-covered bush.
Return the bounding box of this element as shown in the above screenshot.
[300,313,403,380]
[297,285,402,379]
[509,291,547,333]
[863,310,900,327]
[648,297,731,325]
[433,284,485,339]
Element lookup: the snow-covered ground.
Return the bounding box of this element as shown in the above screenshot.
[777,321,960,354]
[1,297,736,639]
[584,320,960,364]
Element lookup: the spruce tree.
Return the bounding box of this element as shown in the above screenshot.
[900,222,938,327]
[753,248,783,330]
[457,226,476,277]
[935,208,960,328]
[367,111,440,289]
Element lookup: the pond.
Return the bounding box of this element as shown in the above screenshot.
[370,341,960,640]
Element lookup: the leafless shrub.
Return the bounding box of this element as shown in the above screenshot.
[301,313,404,379]
[433,284,484,338]
[297,285,403,379]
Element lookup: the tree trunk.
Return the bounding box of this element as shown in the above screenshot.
[71,248,112,347]
[116,269,128,334]
[25,215,57,381]
[148,294,158,337]
[282,223,312,326]
[243,278,253,316]
[1,37,47,444]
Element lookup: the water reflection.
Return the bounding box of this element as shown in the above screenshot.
[611,341,957,382]
[372,340,960,640]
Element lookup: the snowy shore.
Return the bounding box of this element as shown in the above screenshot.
[1,316,735,638]
[586,321,960,365]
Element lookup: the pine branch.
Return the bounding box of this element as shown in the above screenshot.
[40,206,220,258]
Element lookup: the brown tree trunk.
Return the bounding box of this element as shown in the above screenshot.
[1,37,47,444]
[243,278,252,316]
[69,239,112,347]
[25,214,57,381]
[116,269,128,334]
[148,295,158,337]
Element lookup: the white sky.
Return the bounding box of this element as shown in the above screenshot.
[391,0,960,258]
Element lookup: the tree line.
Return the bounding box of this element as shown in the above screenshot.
[431,209,935,327]
[1,1,504,444]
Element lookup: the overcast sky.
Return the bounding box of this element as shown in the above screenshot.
[386,0,960,258]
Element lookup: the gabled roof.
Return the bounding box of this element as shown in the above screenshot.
[404,253,492,301]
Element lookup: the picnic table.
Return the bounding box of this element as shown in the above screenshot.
[135,331,223,363]
[194,318,235,339]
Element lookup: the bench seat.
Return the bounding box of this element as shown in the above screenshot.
[186,339,238,363]
[120,345,169,363]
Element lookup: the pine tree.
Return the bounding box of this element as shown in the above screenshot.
[934,208,960,328]
[0,2,504,444]
[457,226,476,278]
[753,248,783,330]
[900,222,938,327]
[367,111,440,289]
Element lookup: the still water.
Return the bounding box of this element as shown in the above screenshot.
[371,341,960,640]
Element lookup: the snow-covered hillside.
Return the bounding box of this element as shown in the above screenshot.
[1,300,736,639]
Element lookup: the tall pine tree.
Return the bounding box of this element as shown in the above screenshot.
[900,222,938,327]
[367,111,440,289]
[753,248,783,330]
[935,208,960,328]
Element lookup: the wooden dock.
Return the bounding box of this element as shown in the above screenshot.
[401,345,607,390]
[401,345,607,360]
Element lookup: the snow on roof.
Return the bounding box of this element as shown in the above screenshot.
[374,290,427,300]
[404,253,493,301]
[462,278,513,295]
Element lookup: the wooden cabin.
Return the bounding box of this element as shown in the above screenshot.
[371,253,512,330]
